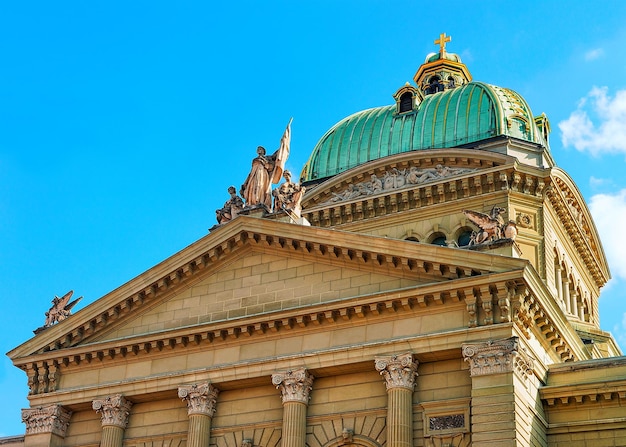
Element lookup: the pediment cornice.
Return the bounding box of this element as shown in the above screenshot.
[9,216,528,362]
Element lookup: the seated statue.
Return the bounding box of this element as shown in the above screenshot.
[216,186,244,224]
[272,170,306,217]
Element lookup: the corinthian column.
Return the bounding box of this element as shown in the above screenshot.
[374,353,418,447]
[272,368,314,447]
[92,394,132,447]
[22,404,72,447]
[178,382,220,447]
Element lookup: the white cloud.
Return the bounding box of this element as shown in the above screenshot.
[589,189,626,280]
[589,176,613,189]
[559,87,626,155]
[584,48,604,61]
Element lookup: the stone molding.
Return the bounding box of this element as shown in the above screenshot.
[92,394,133,428]
[461,336,534,378]
[21,404,72,436]
[178,382,220,416]
[374,352,418,390]
[272,367,314,404]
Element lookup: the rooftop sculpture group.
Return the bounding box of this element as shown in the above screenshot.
[215,119,306,225]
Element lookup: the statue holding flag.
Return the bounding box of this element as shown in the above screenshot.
[240,119,292,210]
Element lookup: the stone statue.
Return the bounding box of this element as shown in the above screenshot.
[272,170,306,217]
[463,206,517,245]
[216,186,244,224]
[241,120,291,209]
[44,290,82,328]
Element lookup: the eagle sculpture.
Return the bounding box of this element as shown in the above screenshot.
[43,290,82,327]
[463,206,514,245]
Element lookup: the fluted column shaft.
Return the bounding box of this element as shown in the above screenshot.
[92,395,132,447]
[179,383,219,447]
[375,353,418,447]
[272,368,314,447]
[100,426,124,447]
[281,401,308,447]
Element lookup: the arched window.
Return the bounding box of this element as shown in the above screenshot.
[430,235,447,246]
[457,230,473,247]
[399,92,413,113]
[405,236,419,243]
[427,76,443,95]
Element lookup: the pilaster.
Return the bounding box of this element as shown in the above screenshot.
[22,404,72,447]
[462,337,537,447]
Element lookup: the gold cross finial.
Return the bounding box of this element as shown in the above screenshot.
[434,33,451,54]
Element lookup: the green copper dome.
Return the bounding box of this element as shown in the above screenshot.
[301,81,547,182]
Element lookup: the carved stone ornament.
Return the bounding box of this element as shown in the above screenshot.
[271,367,314,404]
[462,336,534,378]
[92,394,133,428]
[374,352,418,390]
[21,404,72,436]
[178,382,220,416]
[325,165,476,205]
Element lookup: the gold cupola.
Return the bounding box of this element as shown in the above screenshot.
[413,33,472,101]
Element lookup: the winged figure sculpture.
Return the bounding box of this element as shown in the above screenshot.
[463,206,506,245]
[44,290,82,327]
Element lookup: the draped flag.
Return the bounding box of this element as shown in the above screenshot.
[271,118,292,184]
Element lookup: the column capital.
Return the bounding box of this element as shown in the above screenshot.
[374,352,418,391]
[92,394,133,428]
[22,404,72,437]
[272,367,314,404]
[178,382,220,416]
[462,336,534,378]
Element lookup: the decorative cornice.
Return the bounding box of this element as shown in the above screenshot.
[272,367,314,404]
[374,352,418,390]
[92,394,133,428]
[18,269,528,394]
[303,161,548,228]
[178,382,219,416]
[18,218,525,362]
[21,404,72,437]
[547,174,607,287]
[462,336,534,378]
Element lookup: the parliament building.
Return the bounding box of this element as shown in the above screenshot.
[6,34,626,447]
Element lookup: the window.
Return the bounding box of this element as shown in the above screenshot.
[399,92,413,113]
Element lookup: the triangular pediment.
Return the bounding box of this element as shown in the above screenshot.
[8,216,527,364]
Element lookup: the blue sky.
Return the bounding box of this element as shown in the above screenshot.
[2,0,626,437]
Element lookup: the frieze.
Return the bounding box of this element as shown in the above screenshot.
[178,382,220,416]
[272,367,314,404]
[325,165,476,205]
[92,394,133,428]
[374,352,418,390]
[22,404,72,437]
